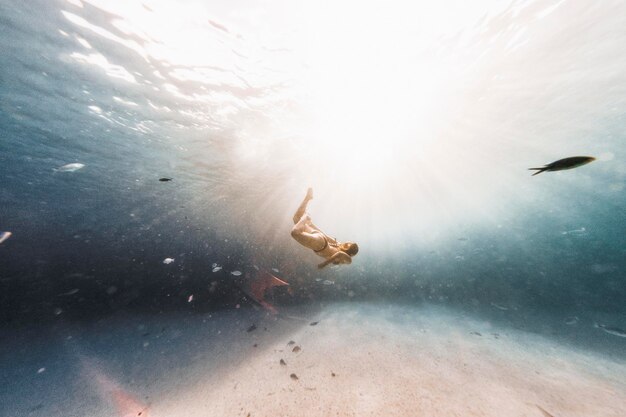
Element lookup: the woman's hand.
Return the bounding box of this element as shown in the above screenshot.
[318,252,351,269]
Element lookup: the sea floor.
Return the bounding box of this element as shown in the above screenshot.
[1,303,624,417]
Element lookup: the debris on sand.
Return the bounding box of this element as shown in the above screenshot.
[287,341,295,346]
[0,231,12,244]
[280,359,286,366]
[309,321,319,326]
[247,324,257,332]
[290,373,298,381]
[292,346,301,353]
[163,258,175,264]
[55,163,85,172]
[159,177,172,182]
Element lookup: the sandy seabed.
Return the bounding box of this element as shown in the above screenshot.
[154,304,624,417]
[2,303,624,417]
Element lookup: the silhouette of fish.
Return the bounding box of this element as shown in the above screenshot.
[529,156,595,176]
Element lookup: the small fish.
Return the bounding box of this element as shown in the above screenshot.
[470,331,482,336]
[0,231,12,244]
[247,324,257,332]
[292,346,301,353]
[212,266,222,272]
[322,280,334,285]
[594,323,626,338]
[231,270,242,276]
[287,340,296,346]
[159,177,172,182]
[59,288,80,296]
[564,316,578,325]
[187,295,194,302]
[491,302,509,311]
[529,156,595,176]
[290,373,298,380]
[162,258,174,264]
[280,359,286,366]
[55,162,85,172]
[309,321,319,326]
[561,227,586,236]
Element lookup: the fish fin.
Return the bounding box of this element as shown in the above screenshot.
[528,167,548,176]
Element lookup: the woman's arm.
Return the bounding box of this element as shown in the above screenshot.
[318,251,352,269]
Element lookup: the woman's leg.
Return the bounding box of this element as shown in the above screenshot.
[293,187,313,224]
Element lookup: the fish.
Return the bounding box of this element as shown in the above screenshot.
[491,302,509,311]
[290,373,299,380]
[292,346,301,353]
[0,231,12,244]
[564,316,578,325]
[159,177,172,182]
[162,258,174,264]
[561,227,587,236]
[55,163,85,172]
[529,156,595,176]
[594,323,626,338]
[280,359,286,366]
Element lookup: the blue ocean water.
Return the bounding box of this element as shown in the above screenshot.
[0,0,625,416]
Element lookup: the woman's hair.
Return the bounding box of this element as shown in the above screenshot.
[343,242,359,256]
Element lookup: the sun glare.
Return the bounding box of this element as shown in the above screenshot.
[66,0,611,248]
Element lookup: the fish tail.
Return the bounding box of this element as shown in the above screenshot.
[528,167,547,176]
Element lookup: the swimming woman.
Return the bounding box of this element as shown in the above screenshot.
[290,188,359,269]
